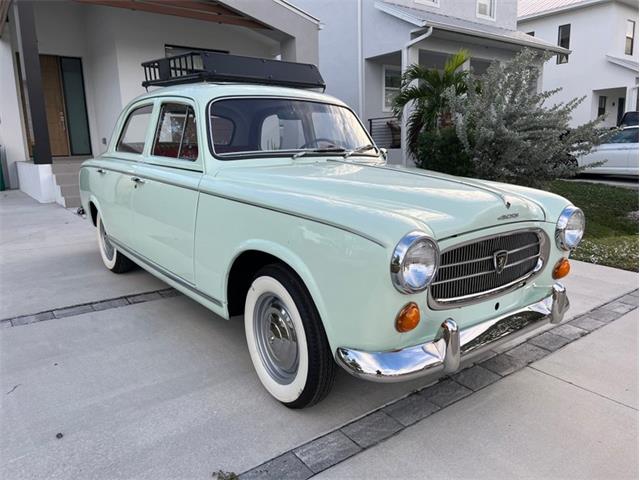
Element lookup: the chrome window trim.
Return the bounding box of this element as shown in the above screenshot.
[206,95,378,160]
[427,227,549,310]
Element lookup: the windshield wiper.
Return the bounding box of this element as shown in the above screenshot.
[292,147,346,159]
[343,144,377,158]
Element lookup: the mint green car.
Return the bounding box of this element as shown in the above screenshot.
[80,83,584,408]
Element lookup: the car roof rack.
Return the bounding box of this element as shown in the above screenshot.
[142,51,325,90]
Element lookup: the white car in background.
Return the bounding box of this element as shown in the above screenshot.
[578,126,639,176]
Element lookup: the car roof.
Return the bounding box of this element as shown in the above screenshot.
[133,83,347,107]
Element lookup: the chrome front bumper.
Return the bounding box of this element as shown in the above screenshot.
[336,283,569,383]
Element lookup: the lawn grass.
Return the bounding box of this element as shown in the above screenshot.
[547,180,638,271]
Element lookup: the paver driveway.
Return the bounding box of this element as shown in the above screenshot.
[1,190,638,479]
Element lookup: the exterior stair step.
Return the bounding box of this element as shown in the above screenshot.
[61,195,82,209]
[60,184,80,198]
[54,172,80,186]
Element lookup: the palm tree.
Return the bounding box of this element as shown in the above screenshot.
[393,49,470,157]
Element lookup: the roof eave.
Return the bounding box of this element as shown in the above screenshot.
[517,0,609,23]
[375,2,569,54]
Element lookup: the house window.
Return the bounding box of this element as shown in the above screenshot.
[556,24,571,64]
[626,20,635,56]
[476,0,495,20]
[383,66,401,112]
[414,0,439,6]
[597,96,607,117]
[526,31,535,37]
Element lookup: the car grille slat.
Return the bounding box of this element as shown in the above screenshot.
[431,230,542,305]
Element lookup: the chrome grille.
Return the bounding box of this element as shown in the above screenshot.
[430,230,543,305]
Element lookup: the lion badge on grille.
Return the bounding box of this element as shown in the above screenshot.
[493,250,509,274]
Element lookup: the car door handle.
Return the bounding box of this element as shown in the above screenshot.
[131,176,145,185]
[97,168,106,174]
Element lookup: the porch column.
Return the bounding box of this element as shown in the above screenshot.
[400,44,419,167]
[15,0,51,165]
[627,84,639,112]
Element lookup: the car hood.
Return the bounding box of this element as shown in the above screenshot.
[214,160,549,246]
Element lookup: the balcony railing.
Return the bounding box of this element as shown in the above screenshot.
[368,116,401,149]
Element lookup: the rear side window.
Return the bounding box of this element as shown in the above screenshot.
[116,105,153,154]
[152,103,199,160]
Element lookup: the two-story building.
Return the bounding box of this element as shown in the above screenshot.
[290,0,566,165]
[518,0,639,128]
[0,0,320,206]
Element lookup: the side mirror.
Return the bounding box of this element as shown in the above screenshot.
[380,148,388,160]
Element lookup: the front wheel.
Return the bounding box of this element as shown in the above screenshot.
[244,264,336,408]
[96,212,135,274]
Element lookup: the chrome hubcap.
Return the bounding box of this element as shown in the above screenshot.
[99,220,115,261]
[254,293,299,384]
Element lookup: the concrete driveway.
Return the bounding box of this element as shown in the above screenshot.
[1,190,638,479]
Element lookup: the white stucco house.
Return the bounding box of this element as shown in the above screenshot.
[518,0,639,128]
[289,0,567,165]
[0,0,319,206]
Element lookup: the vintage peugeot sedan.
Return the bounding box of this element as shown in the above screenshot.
[80,53,583,408]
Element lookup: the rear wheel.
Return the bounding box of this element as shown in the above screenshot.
[244,264,336,408]
[96,212,135,274]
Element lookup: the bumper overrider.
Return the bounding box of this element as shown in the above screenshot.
[336,284,570,383]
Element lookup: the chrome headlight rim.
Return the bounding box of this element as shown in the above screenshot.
[390,231,440,294]
[555,205,585,251]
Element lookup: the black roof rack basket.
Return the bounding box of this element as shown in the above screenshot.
[142,52,325,90]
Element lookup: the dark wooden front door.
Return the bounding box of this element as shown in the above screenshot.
[40,55,70,156]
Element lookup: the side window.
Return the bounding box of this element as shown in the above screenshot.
[116,105,153,154]
[152,103,199,160]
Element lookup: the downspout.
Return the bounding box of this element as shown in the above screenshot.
[357,0,363,118]
[400,26,433,167]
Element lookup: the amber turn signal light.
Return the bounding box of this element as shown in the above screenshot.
[396,302,420,332]
[552,258,571,279]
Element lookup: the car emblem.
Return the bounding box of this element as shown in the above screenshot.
[497,213,519,221]
[493,250,509,274]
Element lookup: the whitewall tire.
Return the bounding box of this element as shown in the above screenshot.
[244,264,336,408]
[96,212,135,274]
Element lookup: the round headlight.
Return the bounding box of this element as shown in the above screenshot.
[556,206,585,251]
[391,232,439,293]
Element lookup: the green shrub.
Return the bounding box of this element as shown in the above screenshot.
[415,127,472,177]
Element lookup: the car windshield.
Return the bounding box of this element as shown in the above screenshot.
[209,98,376,158]
[608,127,638,144]
[620,111,638,127]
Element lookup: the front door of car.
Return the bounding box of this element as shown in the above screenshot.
[129,99,203,284]
[99,103,155,247]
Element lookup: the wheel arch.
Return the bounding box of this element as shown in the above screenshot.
[224,242,329,339]
[87,195,103,227]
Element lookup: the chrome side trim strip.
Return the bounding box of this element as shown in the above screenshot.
[198,187,387,248]
[88,165,201,192]
[109,237,223,307]
[336,284,569,383]
[87,166,386,248]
